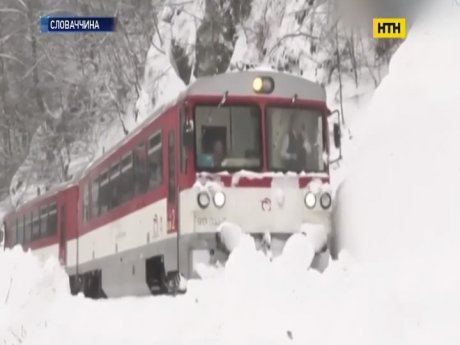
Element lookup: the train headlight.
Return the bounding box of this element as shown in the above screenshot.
[197,192,210,209]
[253,77,263,92]
[252,76,274,94]
[304,192,316,209]
[213,191,226,208]
[320,192,332,209]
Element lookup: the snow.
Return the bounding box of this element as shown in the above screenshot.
[193,177,224,192]
[0,247,70,345]
[3,2,460,345]
[333,0,460,343]
[217,222,243,252]
[231,170,328,186]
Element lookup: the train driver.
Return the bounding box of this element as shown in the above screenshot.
[213,139,225,167]
[280,113,312,171]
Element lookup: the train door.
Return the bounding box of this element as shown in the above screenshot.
[59,204,67,265]
[167,129,179,235]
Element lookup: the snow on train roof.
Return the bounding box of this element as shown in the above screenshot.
[185,71,326,101]
[82,71,326,176]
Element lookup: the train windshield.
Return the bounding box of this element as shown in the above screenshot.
[195,104,261,171]
[267,107,325,173]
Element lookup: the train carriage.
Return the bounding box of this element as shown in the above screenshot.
[2,70,342,298]
[2,184,79,264]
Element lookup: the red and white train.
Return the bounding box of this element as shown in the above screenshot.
[1,71,341,298]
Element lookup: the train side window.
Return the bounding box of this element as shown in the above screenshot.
[60,205,66,248]
[180,107,187,173]
[48,203,57,236]
[24,213,31,244]
[148,131,163,189]
[119,153,134,205]
[168,130,176,202]
[109,162,121,209]
[134,142,148,195]
[90,179,99,218]
[40,206,48,237]
[98,171,110,215]
[83,183,90,222]
[32,209,40,240]
[17,216,24,244]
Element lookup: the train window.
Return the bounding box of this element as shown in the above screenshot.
[32,209,40,240]
[40,206,48,237]
[168,130,176,202]
[99,170,110,215]
[148,131,163,189]
[133,142,148,195]
[90,179,99,218]
[109,162,121,209]
[17,216,24,244]
[194,105,261,171]
[60,205,66,248]
[83,183,90,222]
[48,203,57,236]
[266,107,325,173]
[180,107,187,173]
[119,153,134,205]
[24,213,31,244]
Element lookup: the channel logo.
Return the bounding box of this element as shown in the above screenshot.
[373,18,406,39]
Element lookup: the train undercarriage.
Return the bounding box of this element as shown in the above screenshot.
[68,222,332,299]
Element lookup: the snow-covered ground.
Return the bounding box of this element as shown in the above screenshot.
[2,1,460,344]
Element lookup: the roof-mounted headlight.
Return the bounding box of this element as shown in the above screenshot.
[252,76,274,94]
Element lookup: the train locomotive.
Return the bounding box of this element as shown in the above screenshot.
[2,70,342,298]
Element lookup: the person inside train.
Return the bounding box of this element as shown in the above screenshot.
[213,139,225,167]
[280,112,312,171]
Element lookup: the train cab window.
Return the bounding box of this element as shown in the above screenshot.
[194,105,261,171]
[133,142,148,195]
[119,153,134,204]
[90,179,99,218]
[32,209,40,240]
[40,206,48,236]
[48,203,57,236]
[148,131,163,189]
[24,213,31,244]
[267,107,325,173]
[98,171,110,215]
[17,216,24,244]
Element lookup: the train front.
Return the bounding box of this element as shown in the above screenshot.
[179,71,341,278]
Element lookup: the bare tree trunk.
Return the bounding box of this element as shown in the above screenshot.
[27,4,45,117]
[335,23,345,126]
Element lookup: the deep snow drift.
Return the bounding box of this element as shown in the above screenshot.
[2,2,460,345]
[334,0,460,342]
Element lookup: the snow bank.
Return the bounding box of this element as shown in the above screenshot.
[334,1,460,342]
[337,0,460,262]
[0,247,70,345]
[4,4,460,344]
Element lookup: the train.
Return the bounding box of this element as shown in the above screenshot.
[1,70,342,298]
